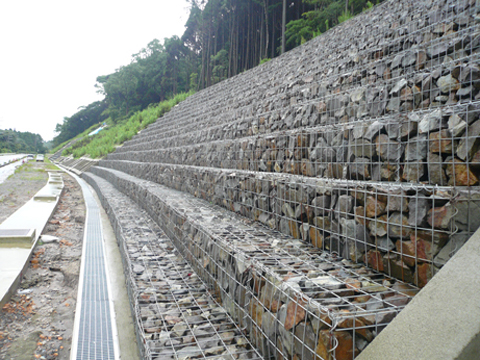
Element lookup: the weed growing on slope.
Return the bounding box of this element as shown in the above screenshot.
[61,90,194,159]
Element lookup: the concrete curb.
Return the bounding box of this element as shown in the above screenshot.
[0,172,64,308]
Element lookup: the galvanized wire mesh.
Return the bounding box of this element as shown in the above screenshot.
[86,0,480,359]
[86,173,264,360]
[85,167,420,360]
[104,0,480,290]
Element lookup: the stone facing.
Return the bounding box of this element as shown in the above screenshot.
[83,0,480,358]
[98,0,480,288]
[84,167,419,360]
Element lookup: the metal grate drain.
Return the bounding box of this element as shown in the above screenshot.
[71,177,118,360]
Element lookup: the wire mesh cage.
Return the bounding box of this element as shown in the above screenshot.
[92,0,480,359]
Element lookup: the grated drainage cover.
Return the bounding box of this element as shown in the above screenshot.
[72,179,117,360]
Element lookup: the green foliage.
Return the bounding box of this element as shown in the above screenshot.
[53,0,388,157]
[53,101,108,147]
[338,10,353,23]
[62,91,194,159]
[285,18,314,48]
[364,1,374,10]
[259,58,271,65]
[0,129,46,154]
[211,49,229,84]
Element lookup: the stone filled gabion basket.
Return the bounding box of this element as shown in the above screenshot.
[85,174,265,360]
[105,0,480,291]
[88,0,480,359]
[87,166,420,360]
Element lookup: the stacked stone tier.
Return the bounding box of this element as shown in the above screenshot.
[117,0,479,153]
[84,167,419,360]
[97,0,480,289]
[81,1,480,359]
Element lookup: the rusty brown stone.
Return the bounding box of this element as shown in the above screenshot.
[326,163,346,179]
[310,227,323,248]
[252,271,266,294]
[427,204,455,229]
[355,206,367,225]
[383,254,414,283]
[395,240,417,267]
[316,330,330,360]
[289,220,300,239]
[416,238,432,261]
[446,160,479,186]
[365,195,387,218]
[383,67,391,80]
[416,50,427,70]
[415,263,433,288]
[355,295,371,303]
[336,310,374,341]
[429,130,453,153]
[344,278,362,291]
[400,86,413,101]
[284,297,307,331]
[301,159,315,177]
[250,299,264,328]
[333,331,358,360]
[365,250,384,272]
[411,230,449,255]
[271,299,280,313]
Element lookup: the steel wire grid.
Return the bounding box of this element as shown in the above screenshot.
[148,182,420,360]
[85,173,264,360]
[98,0,480,287]
[112,0,479,153]
[87,167,420,360]
[98,158,473,288]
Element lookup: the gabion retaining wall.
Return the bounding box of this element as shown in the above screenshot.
[85,167,419,360]
[83,0,480,359]
[101,0,480,289]
[85,172,264,360]
[98,159,477,287]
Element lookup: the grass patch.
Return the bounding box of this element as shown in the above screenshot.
[61,90,194,159]
[44,163,59,170]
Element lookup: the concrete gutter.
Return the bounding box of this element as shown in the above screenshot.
[357,228,480,360]
[0,172,64,308]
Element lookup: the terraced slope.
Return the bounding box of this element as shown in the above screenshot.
[82,0,480,359]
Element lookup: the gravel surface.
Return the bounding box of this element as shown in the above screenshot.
[0,163,85,360]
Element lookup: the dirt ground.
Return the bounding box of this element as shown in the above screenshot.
[0,161,85,360]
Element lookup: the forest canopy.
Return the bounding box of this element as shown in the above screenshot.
[0,129,46,154]
[53,0,380,148]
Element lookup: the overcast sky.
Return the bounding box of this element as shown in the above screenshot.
[0,0,190,141]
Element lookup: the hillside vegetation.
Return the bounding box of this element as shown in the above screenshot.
[0,129,46,154]
[53,0,380,157]
[53,92,192,158]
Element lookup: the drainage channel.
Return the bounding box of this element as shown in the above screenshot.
[70,174,119,360]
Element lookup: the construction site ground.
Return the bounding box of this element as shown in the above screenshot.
[0,162,85,360]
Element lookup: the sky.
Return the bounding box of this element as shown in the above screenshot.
[0,0,190,142]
